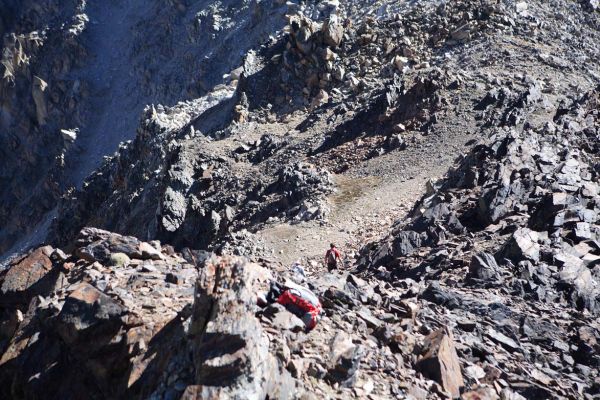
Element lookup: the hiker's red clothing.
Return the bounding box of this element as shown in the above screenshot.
[277,289,322,330]
[325,248,341,271]
[325,248,341,261]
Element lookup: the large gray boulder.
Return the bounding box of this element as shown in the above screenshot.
[499,228,542,263]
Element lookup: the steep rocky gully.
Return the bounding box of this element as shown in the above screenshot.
[1,1,600,399]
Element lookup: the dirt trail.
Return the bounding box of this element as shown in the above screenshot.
[258,161,451,267]
[258,96,479,267]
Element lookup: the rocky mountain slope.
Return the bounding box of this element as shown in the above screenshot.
[0,0,291,257]
[1,0,600,399]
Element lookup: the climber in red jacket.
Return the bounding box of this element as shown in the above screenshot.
[325,243,342,271]
[260,280,322,331]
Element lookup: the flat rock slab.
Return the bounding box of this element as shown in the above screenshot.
[76,227,163,263]
[0,246,55,305]
[486,328,521,353]
[415,327,464,398]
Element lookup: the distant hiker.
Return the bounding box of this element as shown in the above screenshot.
[325,243,342,271]
[259,280,322,331]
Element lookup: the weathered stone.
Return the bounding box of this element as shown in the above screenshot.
[50,248,68,262]
[139,241,163,260]
[310,89,329,109]
[0,246,55,306]
[486,328,521,352]
[322,287,358,309]
[394,55,410,71]
[574,222,592,240]
[32,76,48,125]
[188,256,295,399]
[390,300,419,322]
[307,361,327,379]
[415,327,464,398]
[450,24,471,41]
[271,309,305,332]
[394,230,428,257]
[557,257,598,312]
[76,228,142,262]
[462,387,499,400]
[420,282,462,309]
[75,228,167,263]
[327,332,362,387]
[500,228,541,263]
[287,359,305,378]
[457,319,477,332]
[356,307,382,328]
[165,272,185,285]
[499,388,527,400]
[56,282,126,346]
[469,252,500,281]
[464,365,486,381]
[0,309,23,340]
[322,15,344,48]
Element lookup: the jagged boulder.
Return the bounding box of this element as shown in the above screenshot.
[322,15,344,48]
[499,228,543,263]
[75,227,163,263]
[185,255,296,399]
[0,246,56,307]
[326,331,362,387]
[469,252,501,281]
[415,327,464,398]
[558,258,599,312]
[0,230,196,399]
[55,283,127,347]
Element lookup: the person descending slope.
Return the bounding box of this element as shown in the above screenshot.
[324,243,342,271]
[258,280,322,331]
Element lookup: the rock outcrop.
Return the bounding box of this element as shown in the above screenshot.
[0,0,293,256]
[357,82,600,399]
[0,230,300,399]
[185,256,294,399]
[0,229,196,399]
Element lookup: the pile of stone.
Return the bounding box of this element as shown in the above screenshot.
[275,162,333,222]
[2,222,599,399]
[0,228,197,398]
[279,0,520,108]
[0,228,306,399]
[281,12,346,103]
[362,84,600,314]
[356,85,600,397]
[0,228,436,399]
